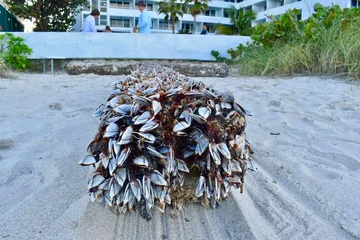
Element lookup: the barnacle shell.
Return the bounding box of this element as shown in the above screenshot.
[79,64,255,220]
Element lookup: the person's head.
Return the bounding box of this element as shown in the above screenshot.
[203,23,208,30]
[105,26,111,31]
[137,1,146,11]
[91,9,100,19]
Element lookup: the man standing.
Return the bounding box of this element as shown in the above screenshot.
[133,1,151,34]
[200,23,208,35]
[82,9,100,32]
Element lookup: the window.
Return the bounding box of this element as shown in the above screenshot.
[100,0,107,12]
[110,18,130,27]
[205,9,216,17]
[110,1,120,8]
[159,20,172,30]
[224,12,229,18]
[124,20,130,28]
[181,23,193,31]
[244,6,253,13]
[91,0,98,9]
[207,24,215,33]
[351,0,360,7]
[100,15,107,25]
[297,13,302,21]
[147,4,153,11]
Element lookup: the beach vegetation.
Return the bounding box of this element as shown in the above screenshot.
[213,4,360,78]
[157,0,187,34]
[4,0,89,32]
[0,33,32,70]
[215,6,256,36]
[177,29,192,34]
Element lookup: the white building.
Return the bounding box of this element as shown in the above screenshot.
[74,0,358,33]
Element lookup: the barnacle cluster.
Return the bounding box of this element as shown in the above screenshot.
[79,64,256,220]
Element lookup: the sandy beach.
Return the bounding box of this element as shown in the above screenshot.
[0,73,359,240]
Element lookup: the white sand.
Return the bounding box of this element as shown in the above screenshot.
[0,73,359,240]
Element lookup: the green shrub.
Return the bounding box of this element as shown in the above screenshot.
[251,8,303,49]
[213,4,360,78]
[0,33,32,70]
[211,50,232,64]
[177,29,192,34]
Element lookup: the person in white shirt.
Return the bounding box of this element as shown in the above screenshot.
[82,9,100,32]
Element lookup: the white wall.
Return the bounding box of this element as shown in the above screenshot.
[13,32,251,61]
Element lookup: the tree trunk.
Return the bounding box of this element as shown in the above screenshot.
[172,18,175,34]
[37,16,46,31]
[193,15,196,34]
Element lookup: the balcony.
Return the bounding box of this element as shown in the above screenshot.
[110,2,131,9]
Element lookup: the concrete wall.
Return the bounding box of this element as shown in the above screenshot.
[13,32,250,61]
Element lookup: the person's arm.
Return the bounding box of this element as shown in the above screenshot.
[90,17,97,32]
[137,12,149,29]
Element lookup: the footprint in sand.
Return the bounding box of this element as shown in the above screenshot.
[0,139,14,150]
[269,100,281,107]
[0,114,7,123]
[49,103,62,110]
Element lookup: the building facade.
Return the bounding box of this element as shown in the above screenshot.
[75,0,356,33]
[0,1,24,32]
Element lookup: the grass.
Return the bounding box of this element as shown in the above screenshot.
[237,20,360,78]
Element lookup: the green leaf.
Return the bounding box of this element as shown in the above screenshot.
[4,0,89,32]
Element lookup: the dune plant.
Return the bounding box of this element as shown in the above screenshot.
[251,8,303,49]
[215,4,360,78]
[0,33,32,70]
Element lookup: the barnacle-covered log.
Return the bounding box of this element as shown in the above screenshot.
[79,64,256,220]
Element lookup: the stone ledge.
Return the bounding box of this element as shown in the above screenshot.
[66,60,229,77]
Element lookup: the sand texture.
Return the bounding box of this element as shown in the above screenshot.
[0,73,359,240]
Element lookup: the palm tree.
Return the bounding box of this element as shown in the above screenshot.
[216,6,256,36]
[186,0,211,34]
[157,0,187,34]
